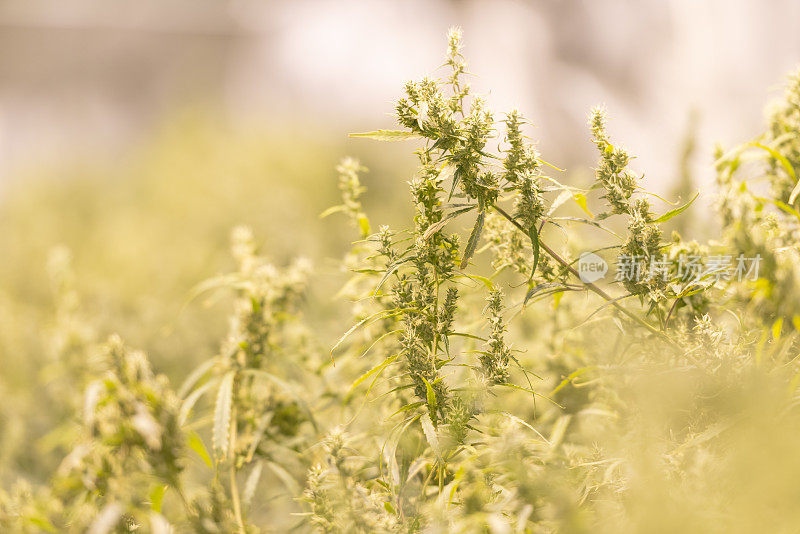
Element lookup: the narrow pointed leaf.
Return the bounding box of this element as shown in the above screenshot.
[524,282,566,307]
[179,378,217,425]
[243,461,264,507]
[421,375,438,416]
[653,192,699,223]
[573,193,594,217]
[187,430,213,467]
[213,371,235,461]
[422,206,475,240]
[266,461,300,494]
[349,130,420,141]
[547,190,573,216]
[178,358,217,399]
[420,413,443,461]
[346,354,400,401]
[149,485,168,513]
[460,210,485,269]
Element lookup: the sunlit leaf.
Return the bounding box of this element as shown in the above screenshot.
[349,130,421,141]
[187,430,212,468]
[653,192,699,223]
[212,371,235,461]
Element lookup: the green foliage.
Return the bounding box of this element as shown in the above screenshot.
[3,28,800,534]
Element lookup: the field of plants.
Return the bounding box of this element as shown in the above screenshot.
[3,29,800,533]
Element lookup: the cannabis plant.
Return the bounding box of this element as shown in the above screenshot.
[4,25,800,534]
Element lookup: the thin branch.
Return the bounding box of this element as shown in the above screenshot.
[491,203,677,347]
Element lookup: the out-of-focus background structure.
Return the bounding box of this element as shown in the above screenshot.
[1,0,799,192]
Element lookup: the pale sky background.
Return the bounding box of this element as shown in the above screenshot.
[1,0,799,202]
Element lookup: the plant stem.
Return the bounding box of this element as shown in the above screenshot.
[491,203,676,347]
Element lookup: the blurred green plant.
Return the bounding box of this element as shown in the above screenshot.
[2,28,800,534]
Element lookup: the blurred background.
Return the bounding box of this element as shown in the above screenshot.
[2,0,799,191]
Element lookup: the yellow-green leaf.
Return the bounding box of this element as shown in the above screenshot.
[573,193,593,218]
[188,430,213,468]
[772,317,784,341]
[653,192,699,223]
[149,485,168,513]
[349,130,420,141]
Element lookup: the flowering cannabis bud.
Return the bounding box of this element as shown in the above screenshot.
[50,335,185,531]
[446,27,469,114]
[437,287,459,342]
[303,429,397,533]
[620,198,664,295]
[590,109,664,297]
[223,226,312,370]
[590,107,637,215]
[482,290,511,384]
[336,157,371,238]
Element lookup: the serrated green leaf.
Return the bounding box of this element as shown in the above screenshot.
[213,371,235,461]
[349,130,420,141]
[453,273,495,291]
[499,382,564,409]
[749,141,796,183]
[422,206,475,240]
[653,192,699,223]
[420,413,443,462]
[460,210,485,269]
[548,216,621,238]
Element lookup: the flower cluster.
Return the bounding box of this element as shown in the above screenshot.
[302,428,397,533]
[590,108,664,297]
[54,335,185,531]
[482,290,511,384]
[328,157,371,238]
[504,111,545,231]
